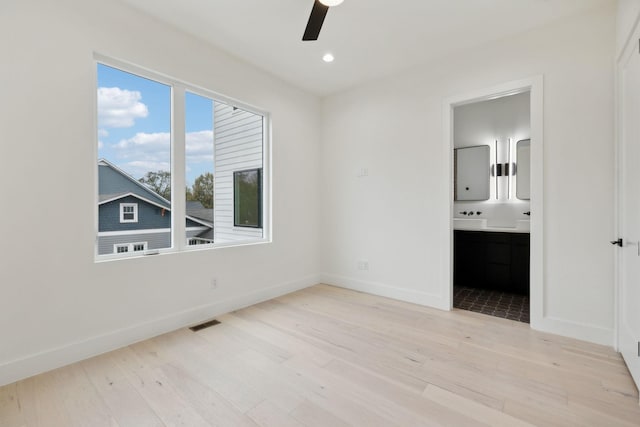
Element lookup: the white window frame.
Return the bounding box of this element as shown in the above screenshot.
[119,203,138,223]
[95,54,271,261]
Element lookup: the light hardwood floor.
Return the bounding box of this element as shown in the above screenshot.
[1,284,639,426]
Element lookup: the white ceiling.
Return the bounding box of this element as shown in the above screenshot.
[120,0,610,96]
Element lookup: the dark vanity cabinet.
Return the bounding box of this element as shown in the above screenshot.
[454,230,530,294]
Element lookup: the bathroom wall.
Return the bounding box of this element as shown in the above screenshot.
[454,92,531,228]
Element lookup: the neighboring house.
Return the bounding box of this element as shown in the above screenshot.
[98,102,264,256]
[186,200,214,245]
[97,159,214,255]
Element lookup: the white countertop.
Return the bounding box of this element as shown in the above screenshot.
[453,218,530,233]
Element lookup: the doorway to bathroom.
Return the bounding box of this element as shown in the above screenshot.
[443,77,543,327]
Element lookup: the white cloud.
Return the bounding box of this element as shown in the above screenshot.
[98,128,109,138]
[112,132,170,177]
[112,130,213,178]
[123,160,171,179]
[98,87,148,128]
[186,130,214,164]
[98,140,104,150]
[114,132,170,151]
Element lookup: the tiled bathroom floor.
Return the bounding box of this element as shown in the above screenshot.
[453,286,530,323]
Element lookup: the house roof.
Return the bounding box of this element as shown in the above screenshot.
[98,159,213,229]
[196,228,214,240]
[98,159,170,209]
[99,192,170,211]
[99,193,128,203]
[186,201,214,224]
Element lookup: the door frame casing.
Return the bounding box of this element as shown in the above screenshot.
[442,76,544,330]
[614,18,640,390]
[614,11,640,354]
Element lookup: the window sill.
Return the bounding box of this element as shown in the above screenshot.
[95,238,271,263]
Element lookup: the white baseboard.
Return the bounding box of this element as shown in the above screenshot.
[0,274,319,387]
[533,315,614,347]
[322,273,614,347]
[1,272,615,387]
[320,273,449,311]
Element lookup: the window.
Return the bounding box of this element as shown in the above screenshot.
[185,91,214,247]
[115,244,129,254]
[234,168,262,228]
[188,237,214,246]
[95,56,269,260]
[113,242,147,254]
[119,203,138,223]
[132,242,147,252]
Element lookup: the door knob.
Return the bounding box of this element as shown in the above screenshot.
[611,238,623,247]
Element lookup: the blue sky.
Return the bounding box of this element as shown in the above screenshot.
[97,63,214,186]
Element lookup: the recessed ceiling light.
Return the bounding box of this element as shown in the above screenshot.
[319,0,344,6]
[323,53,335,63]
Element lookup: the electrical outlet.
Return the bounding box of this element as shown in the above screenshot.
[357,260,369,271]
[211,278,218,290]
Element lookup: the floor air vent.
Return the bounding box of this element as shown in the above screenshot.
[189,319,221,332]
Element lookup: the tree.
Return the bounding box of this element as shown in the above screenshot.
[189,172,214,209]
[139,170,171,200]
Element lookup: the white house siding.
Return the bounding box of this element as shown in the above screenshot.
[214,103,264,242]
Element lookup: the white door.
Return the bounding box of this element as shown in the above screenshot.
[618,36,640,388]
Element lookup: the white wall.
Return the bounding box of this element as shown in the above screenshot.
[454,92,531,149]
[320,4,616,345]
[0,0,320,385]
[617,0,640,56]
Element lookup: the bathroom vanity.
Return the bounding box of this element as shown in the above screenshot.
[454,229,529,295]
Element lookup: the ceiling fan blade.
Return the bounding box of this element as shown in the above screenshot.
[303,0,329,41]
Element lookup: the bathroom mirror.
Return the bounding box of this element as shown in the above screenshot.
[516,139,530,200]
[454,145,490,201]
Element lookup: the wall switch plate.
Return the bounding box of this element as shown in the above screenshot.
[357,168,369,178]
[357,260,369,270]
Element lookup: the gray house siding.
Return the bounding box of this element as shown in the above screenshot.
[97,160,214,256]
[99,196,171,232]
[97,226,209,255]
[97,232,170,255]
[99,163,168,207]
[186,218,204,228]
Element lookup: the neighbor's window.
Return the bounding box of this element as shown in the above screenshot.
[119,203,138,223]
[234,168,262,228]
[95,57,268,259]
[113,242,147,254]
[114,244,129,254]
[132,242,147,252]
